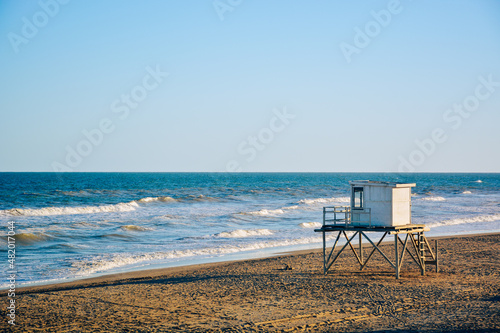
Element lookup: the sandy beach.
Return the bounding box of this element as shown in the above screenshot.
[2,233,500,332]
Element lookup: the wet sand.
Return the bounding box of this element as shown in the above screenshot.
[2,233,500,332]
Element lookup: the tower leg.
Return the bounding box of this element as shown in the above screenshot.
[359,232,363,269]
[435,239,439,273]
[395,234,400,279]
[322,231,326,274]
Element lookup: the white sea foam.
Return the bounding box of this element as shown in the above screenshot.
[427,213,500,228]
[215,229,274,238]
[245,208,286,216]
[297,197,350,205]
[299,222,322,228]
[137,196,177,203]
[240,197,350,217]
[462,191,472,194]
[0,195,180,217]
[70,236,326,277]
[240,201,318,216]
[419,196,446,201]
[0,201,140,217]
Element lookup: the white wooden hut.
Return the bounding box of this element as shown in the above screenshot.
[348,180,415,227]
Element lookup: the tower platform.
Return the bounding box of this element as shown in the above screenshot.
[314,208,438,279]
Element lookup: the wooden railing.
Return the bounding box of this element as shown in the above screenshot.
[323,206,371,227]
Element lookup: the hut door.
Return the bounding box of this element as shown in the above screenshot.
[352,187,363,209]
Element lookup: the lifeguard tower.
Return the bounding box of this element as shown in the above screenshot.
[315,181,438,279]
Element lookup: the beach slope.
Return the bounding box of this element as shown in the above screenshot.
[2,233,500,332]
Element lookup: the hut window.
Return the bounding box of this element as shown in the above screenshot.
[353,187,363,209]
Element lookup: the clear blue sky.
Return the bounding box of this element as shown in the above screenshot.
[1,0,499,172]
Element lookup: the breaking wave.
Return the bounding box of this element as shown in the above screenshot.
[419,196,446,202]
[1,201,140,217]
[299,222,322,228]
[239,196,349,217]
[0,193,204,217]
[297,197,350,205]
[214,229,274,238]
[427,214,500,228]
[137,196,177,203]
[244,208,286,216]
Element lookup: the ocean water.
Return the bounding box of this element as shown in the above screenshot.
[1,172,499,289]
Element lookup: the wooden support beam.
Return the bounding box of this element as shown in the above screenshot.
[360,231,388,270]
[360,231,395,269]
[325,231,342,273]
[435,240,439,273]
[395,234,400,279]
[343,231,363,266]
[325,231,358,273]
[359,232,363,268]
[398,235,419,266]
[322,230,326,274]
[315,225,438,279]
[398,233,410,272]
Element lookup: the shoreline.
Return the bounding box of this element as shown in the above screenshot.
[1,232,499,331]
[5,230,500,295]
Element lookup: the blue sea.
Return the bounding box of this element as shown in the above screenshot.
[1,173,499,289]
